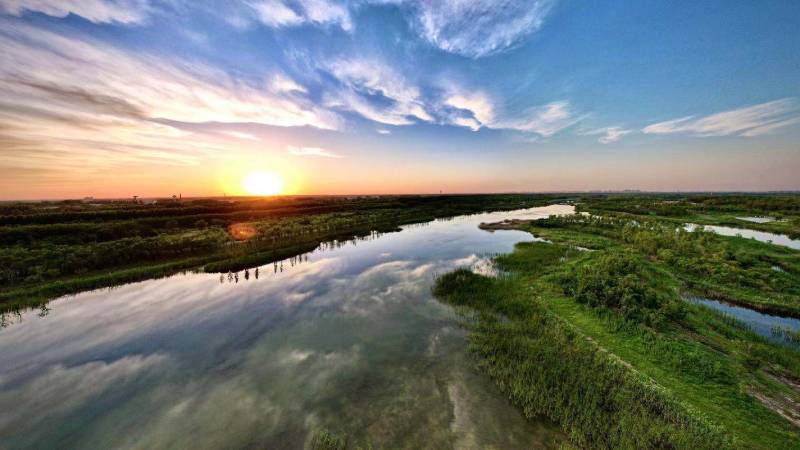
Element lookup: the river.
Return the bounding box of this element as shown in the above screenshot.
[0,205,573,449]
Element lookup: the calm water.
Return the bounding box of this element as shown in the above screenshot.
[686,296,800,348]
[684,223,800,250]
[0,205,573,450]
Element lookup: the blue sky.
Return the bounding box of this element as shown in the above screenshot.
[1,0,799,198]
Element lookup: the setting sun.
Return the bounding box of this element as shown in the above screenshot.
[242,171,284,196]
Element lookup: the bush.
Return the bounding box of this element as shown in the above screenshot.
[559,251,684,326]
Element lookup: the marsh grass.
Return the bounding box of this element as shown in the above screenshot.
[310,430,347,450]
[771,325,800,345]
[528,213,800,316]
[434,268,735,449]
[433,216,800,449]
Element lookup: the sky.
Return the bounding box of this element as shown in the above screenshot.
[1,0,799,199]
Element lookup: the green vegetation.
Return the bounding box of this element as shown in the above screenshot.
[772,326,800,345]
[557,250,686,326]
[310,430,348,450]
[0,194,561,315]
[575,193,800,239]
[533,213,800,316]
[433,194,800,449]
[309,430,375,450]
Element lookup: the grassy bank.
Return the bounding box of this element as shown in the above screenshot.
[434,232,800,448]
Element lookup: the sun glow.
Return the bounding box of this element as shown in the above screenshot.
[242,171,284,196]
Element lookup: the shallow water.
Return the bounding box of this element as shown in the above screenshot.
[736,216,776,224]
[686,296,800,348]
[0,205,572,450]
[684,223,800,250]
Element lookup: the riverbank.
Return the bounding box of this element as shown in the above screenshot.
[434,212,800,448]
[0,194,560,315]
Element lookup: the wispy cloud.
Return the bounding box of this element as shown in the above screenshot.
[287,145,343,158]
[642,98,800,137]
[269,73,308,94]
[247,0,352,31]
[243,0,555,56]
[494,101,583,137]
[0,22,341,129]
[741,116,800,137]
[408,0,556,58]
[249,0,303,27]
[443,91,494,131]
[220,130,260,141]
[0,21,343,184]
[582,126,632,144]
[0,0,153,24]
[301,0,351,30]
[436,84,581,138]
[323,57,431,126]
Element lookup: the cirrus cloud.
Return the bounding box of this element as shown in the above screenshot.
[582,126,632,144]
[0,22,342,129]
[409,0,557,58]
[323,57,432,126]
[243,0,558,57]
[0,21,343,189]
[0,0,153,24]
[493,100,584,137]
[443,91,495,131]
[642,98,800,137]
[247,0,352,31]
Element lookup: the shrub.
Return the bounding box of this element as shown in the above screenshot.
[559,251,684,326]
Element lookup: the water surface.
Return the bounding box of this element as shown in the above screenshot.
[686,296,800,348]
[0,205,572,449]
[684,223,800,250]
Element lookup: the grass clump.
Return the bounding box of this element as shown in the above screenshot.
[308,430,375,450]
[310,430,347,450]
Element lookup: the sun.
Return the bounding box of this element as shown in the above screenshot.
[242,171,284,196]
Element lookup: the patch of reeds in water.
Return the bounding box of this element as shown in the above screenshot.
[770,325,800,345]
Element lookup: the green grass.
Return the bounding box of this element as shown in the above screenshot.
[542,290,798,449]
[527,213,800,316]
[573,193,800,239]
[309,430,375,450]
[433,222,800,448]
[434,271,735,449]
